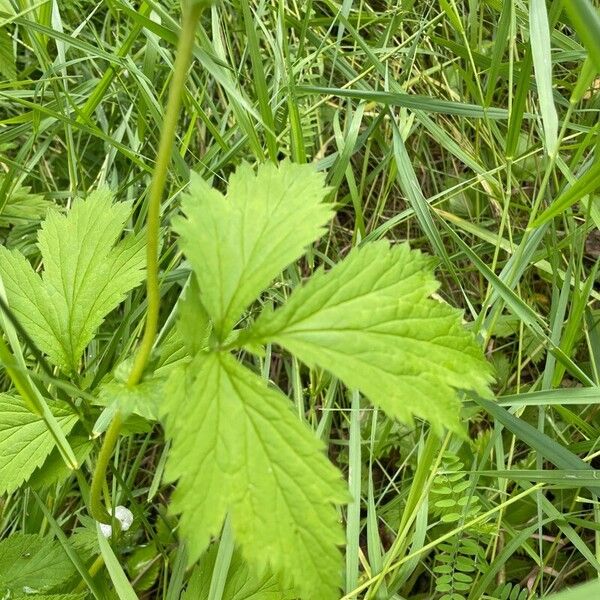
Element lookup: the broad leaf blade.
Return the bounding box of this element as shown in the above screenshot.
[545,581,600,600]
[161,351,346,600]
[0,249,59,364]
[173,161,332,340]
[0,189,145,372]
[0,393,77,495]
[0,534,76,594]
[244,242,493,435]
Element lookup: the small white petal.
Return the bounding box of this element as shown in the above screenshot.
[99,522,112,538]
[114,505,134,531]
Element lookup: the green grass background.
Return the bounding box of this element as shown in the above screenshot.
[1,0,600,598]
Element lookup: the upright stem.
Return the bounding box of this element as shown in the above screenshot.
[90,2,204,524]
[128,2,203,387]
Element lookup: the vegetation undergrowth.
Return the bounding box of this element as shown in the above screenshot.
[0,0,599,599]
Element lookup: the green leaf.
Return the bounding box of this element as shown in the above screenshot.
[546,580,600,600]
[184,544,295,600]
[176,275,212,356]
[97,524,138,600]
[0,176,51,228]
[173,161,332,340]
[0,26,15,81]
[561,0,600,74]
[0,393,77,495]
[296,85,510,119]
[530,0,558,155]
[0,188,145,372]
[98,379,162,422]
[475,397,600,496]
[243,242,493,435]
[161,351,346,600]
[530,158,600,227]
[0,534,76,595]
[12,595,87,600]
[29,434,93,490]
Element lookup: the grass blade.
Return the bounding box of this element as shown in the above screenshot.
[96,523,139,600]
[474,397,600,496]
[530,158,600,227]
[530,0,558,155]
[561,0,600,73]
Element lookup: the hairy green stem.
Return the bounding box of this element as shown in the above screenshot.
[90,2,203,524]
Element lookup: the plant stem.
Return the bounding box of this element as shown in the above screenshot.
[90,412,124,522]
[89,2,203,524]
[128,1,203,388]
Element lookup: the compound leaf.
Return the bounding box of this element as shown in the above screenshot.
[0,393,77,495]
[0,189,145,372]
[173,161,332,340]
[243,242,493,435]
[161,351,346,600]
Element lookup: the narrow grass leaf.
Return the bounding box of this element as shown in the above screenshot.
[297,86,509,119]
[530,0,558,155]
[561,0,600,73]
[96,524,138,600]
[475,397,600,496]
[530,158,600,227]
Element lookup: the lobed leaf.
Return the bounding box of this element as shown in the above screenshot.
[161,351,346,600]
[0,189,145,372]
[243,241,493,435]
[173,161,332,340]
[0,393,77,495]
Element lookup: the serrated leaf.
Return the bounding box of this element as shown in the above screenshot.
[0,189,145,372]
[98,379,162,422]
[0,534,76,594]
[184,544,295,600]
[243,242,493,435]
[0,393,77,495]
[173,161,332,340]
[176,275,211,355]
[29,433,93,490]
[0,176,51,228]
[161,351,346,600]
